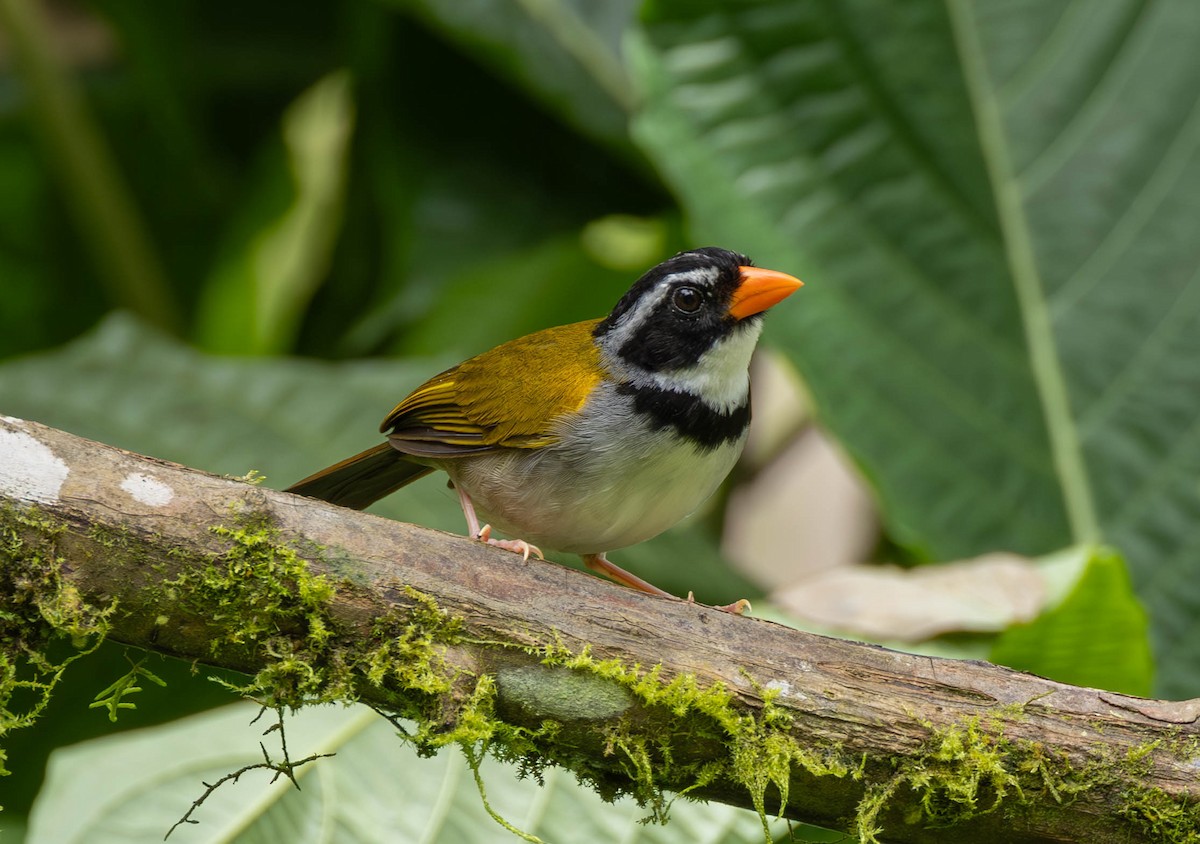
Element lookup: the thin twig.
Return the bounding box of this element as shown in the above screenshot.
[164,706,335,840]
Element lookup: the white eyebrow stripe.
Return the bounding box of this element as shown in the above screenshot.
[600,282,671,354]
[606,265,721,347]
[663,266,719,286]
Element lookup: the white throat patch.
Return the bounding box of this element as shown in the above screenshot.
[656,320,762,411]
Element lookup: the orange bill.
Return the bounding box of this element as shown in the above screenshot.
[728,266,803,321]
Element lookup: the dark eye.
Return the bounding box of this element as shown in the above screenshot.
[672,286,702,314]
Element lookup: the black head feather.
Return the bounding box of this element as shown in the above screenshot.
[594,247,754,372]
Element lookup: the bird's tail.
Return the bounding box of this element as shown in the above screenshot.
[285,443,433,510]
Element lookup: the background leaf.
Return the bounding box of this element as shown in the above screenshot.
[991,546,1153,696]
[0,132,67,358]
[27,701,821,844]
[399,0,640,155]
[394,220,674,358]
[630,0,1060,560]
[195,72,356,354]
[630,0,1200,697]
[0,644,239,823]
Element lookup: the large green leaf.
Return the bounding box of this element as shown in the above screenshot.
[991,546,1153,696]
[630,0,1200,696]
[27,701,819,843]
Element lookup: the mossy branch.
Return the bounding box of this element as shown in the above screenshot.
[2,415,1199,843]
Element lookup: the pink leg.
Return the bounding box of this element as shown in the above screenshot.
[581,554,751,615]
[455,483,484,536]
[455,485,543,561]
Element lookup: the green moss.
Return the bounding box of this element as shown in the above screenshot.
[1121,785,1200,842]
[533,645,853,836]
[162,513,343,705]
[850,710,1198,844]
[89,658,167,721]
[175,519,335,649]
[896,717,1021,827]
[362,586,462,699]
[0,504,114,786]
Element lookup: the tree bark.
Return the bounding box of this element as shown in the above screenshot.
[2,415,1198,843]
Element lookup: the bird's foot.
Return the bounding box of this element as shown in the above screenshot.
[476,524,544,561]
[580,554,751,614]
[686,591,752,616]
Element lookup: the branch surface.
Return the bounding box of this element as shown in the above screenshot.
[2,416,1198,843]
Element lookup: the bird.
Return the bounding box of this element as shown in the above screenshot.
[286,247,802,613]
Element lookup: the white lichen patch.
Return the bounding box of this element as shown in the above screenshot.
[0,426,70,504]
[764,678,807,702]
[120,472,175,507]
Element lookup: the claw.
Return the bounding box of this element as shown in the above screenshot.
[476,524,543,561]
[717,598,753,615]
[687,590,751,615]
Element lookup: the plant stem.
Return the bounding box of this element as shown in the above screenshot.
[947,0,1100,544]
[0,0,181,334]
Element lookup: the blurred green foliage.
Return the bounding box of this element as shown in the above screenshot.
[25,702,832,844]
[2,0,1200,839]
[991,546,1153,696]
[0,0,663,361]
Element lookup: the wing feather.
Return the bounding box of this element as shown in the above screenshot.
[381,319,603,457]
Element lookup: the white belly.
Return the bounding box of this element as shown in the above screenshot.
[443,384,746,555]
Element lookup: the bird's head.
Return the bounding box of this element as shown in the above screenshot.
[594,247,802,391]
